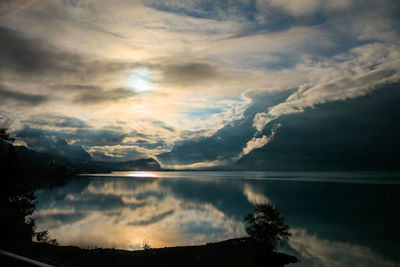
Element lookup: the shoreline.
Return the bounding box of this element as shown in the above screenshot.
[5,238,298,267]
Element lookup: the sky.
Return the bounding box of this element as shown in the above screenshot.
[1,0,400,169]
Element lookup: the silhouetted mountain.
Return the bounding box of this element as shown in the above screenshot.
[0,140,75,186]
[16,129,91,161]
[112,158,162,171]
[80,158,162,173]
[1,140,163,182]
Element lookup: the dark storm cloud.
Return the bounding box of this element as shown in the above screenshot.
[0,26,132,79]
[74,87,136,104]
[51,83,137,104]
[158,83,400,170]
[73,129,127,146]
[35,127,128,147]
[51,84,100,91]
[22,115,90,128]
[236,83,400,171]
[0,84,49,105]
[0,26,60,75]
[127,210,174,226]
[128,60,223,86]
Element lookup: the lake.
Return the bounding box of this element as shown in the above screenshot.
[34,171,400,266]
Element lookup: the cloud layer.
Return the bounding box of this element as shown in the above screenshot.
[1,0,399,165]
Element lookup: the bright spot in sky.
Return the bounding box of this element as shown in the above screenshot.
[128,68,154,93]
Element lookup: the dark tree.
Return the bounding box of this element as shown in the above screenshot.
[244,203,291,251]
[0,128,52,250]
[0,128,15,143]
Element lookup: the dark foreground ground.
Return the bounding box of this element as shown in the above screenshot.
[2,238,297,267]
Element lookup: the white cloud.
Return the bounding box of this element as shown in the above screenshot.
[160,159,229,170]
[238,123,281,158]
[253,61,400,132]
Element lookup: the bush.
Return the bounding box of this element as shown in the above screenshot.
[244,203,291,251]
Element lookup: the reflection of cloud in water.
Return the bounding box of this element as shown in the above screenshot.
[243,182,271,205]
[86,178,166,196]
[34,179,245,250]
[289,229,397,267]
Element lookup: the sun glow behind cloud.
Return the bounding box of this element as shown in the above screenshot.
[128,68,156,93]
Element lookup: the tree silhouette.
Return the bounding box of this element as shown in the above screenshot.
[244,203,291,251]
[0,128,51,249]
[0,128,15,143]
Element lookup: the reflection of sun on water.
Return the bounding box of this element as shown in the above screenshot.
[129,171,156,178]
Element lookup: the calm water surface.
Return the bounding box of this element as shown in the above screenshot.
[34,171,400,266]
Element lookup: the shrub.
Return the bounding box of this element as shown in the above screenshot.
[244,203,291,251]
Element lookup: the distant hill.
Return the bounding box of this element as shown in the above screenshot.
[1,140,163,184]
[79,158,162,173]
[0,140,74,186]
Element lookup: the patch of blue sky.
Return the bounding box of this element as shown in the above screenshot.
[184,107,224,121]
[148,0,331,32]
[258,54,299,71]
[148,0,258,22]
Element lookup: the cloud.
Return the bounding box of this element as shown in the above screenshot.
[16,126,91,160]
[127,209,174,226]
[160,61,221,86]
[0,84,49,105]
[0,0,39,19]
[0,26,59,75]
[51,84,100,91]
[148,0,258,23]
[74,87,136,104]
[238,123,281,159]
[72,129,128,146]
[161,159,229,170]
[238,59,400,160]
[152,121,175,132]
[23,115,89,128]
[253,65,400,132]
[202,26,333,68]
[235,84,400,171]
[1,0,400,166]
[0,25,134,82]
[14,126,150,161]
[262,0,352,16]
[87,145,149,162]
